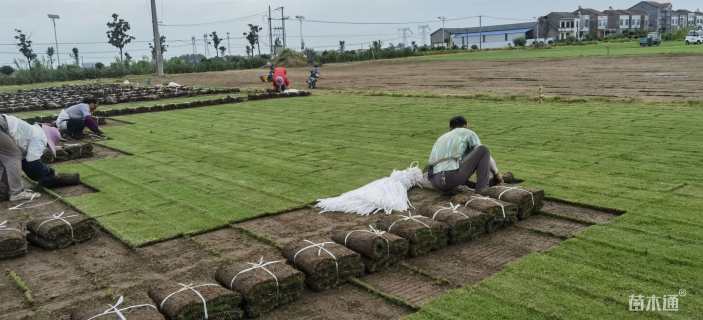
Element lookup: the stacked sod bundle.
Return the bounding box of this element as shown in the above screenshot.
[418,202,491,244]
[26,212,95,249]
[376,213,449,257]
[149,282,244,320]
[451,193,518,232]
[0,221,27,259]
[481,186,544,220]
[282,240,364,291]
[215,257,304,318]
[43,143,94,163]
[71,296,165,320]
[331,226,409,273]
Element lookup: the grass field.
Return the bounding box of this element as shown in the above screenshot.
[414,40,703,62]
[56,94,703,318]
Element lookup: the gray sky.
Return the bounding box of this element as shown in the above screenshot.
[1,0,700,66]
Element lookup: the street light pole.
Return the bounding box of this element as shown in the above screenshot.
[48,14,61,66]
[295,16,305,51]
[438,16,447,47]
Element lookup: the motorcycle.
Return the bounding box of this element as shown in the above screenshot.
[306,72,320,89]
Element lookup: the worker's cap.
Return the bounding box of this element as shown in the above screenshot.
[41,124,60,156]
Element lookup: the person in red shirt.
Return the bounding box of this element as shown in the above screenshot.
[272,66,290,92]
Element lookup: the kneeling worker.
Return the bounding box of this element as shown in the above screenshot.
[56,97,104,138]
[0,115,79,201]
[427,116,502,193]
[272,66,290,92]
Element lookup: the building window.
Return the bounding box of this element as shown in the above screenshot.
[505,33,508,41]
[482,35,486,43]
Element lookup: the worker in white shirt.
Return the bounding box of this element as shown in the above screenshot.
[55,97,104,138]
[0,115,64,201]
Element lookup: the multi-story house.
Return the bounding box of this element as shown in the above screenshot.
[540,12,579,40]
[573,7,602,39]
[629,1,673,32]
[672,10,690,30]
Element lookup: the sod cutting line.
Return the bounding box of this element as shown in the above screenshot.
[347,277,420,312]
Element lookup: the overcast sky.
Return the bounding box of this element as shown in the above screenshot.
[1,0,700,66]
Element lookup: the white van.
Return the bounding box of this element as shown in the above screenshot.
[685,31,703,45]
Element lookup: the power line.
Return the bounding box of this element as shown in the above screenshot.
[159,12,265,27]
[304,15,479,25]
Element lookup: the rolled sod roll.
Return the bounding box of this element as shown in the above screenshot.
[331,227,409,273]
[26,212,95,250]
[148,282,244,320]
[418,203,489,244]
[215,258,304,318]
[72,296,165,320]
[451,193,519,230]
[0,221,27,259]
[282,240,364,292]
[481,185,545,220]
[376,213,449,257]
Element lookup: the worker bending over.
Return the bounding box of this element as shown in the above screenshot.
[272,66,290,92]
[56,97,104,138]
[427,116,502,193]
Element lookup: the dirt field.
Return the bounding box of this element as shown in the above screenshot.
[159,54,703,101]
[1,180,619,319]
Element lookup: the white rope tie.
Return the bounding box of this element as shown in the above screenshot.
[495,186,535,207]
[344,225,391,257]
[159,283,220,320]
[229,257,284,299]
[293,240,339,281]
[432,202,473,233]
[388,212,433,235]
[86,296,158,320]
[36,211,78,241]
[463,196,507,219]
[0,220,22,234]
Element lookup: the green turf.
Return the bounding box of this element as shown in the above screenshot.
[56,94,702,318]
[414,40,703,62]
[10,93,237,119]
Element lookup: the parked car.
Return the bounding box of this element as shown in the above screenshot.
[639,32,661,47]
[685,31,703,45]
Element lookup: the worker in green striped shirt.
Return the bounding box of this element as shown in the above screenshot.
[427,116,501,193]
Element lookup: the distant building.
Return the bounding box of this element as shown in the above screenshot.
[448,22,539,49]
[573,7,603,39]
[430,28,472,47]
[629,1,673,32]
[539,12,578,40]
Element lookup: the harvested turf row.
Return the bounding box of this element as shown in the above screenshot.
[331,227,409,273]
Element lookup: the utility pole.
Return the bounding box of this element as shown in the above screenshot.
[479,15,483,50]
[398,27,413,47]
[226,32,231,56]
[191,36,197,55]
[268,5,274,55]
[437,16,447,47]
[295,16,305,51]
[203,33,209,57]
[48,14,61,66]
[278,6,287,49]
[149,0,164,76]
[418,24,431,46]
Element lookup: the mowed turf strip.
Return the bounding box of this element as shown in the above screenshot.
[57,94,703,318]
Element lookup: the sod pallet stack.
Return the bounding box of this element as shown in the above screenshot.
[71,296,165,320]
[215,257,304,318]
[480,185,545,220]
[331,226,409,273]
[148,282,244,320]
[451,193,519,231]
[376,213,449,257]
[26,212,95,249]
[417,202,492,244]
[0,220,27,259]
[282,239,364,291]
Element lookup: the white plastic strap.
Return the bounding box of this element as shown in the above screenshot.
[230,257,284,298]
[431,202,469,220]
[86,296,158,320]
[495,186,535,207]
[0,220,22,233]
[160,283,220,320]
[388,212,433,234]
[37,211,79,241]
[293,240,339,280]
[344,225,391,257]
[463,196,507,219]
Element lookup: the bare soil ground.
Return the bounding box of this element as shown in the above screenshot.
[0,186,620,320]
[159,55,703,101]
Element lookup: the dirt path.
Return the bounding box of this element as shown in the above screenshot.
[0,186,621,319]
[157,54,703,102]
